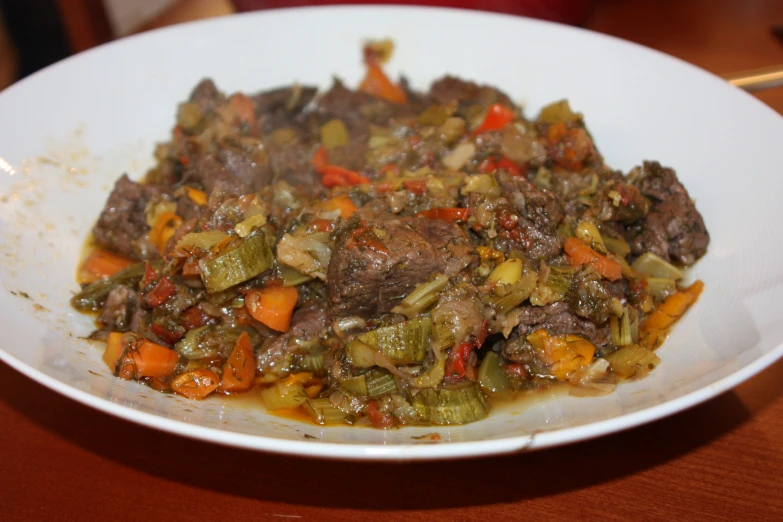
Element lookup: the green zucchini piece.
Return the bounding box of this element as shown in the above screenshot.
[304,398,348,425]
[340,369,397,397]
[477,352,511,395]
[199,231,273,293]
[411,384,489,425]
[354,315,432,365]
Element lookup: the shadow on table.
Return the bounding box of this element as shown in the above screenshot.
[2,360,780,511]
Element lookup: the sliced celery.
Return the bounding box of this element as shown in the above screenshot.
[303,398,348,425]
[261,381,308,411]
[487,271,538,313]
[365,369,397,396]
[294,353,324,373]
[477,352,511,395]
[175,230,227,251]
[647,277,677,301]
[340,375,368,395]
[345,340,378,368]
[632,252,684,280]
[412,357,446,388]
[278,264,313,287]
[199,231,274,293]
[411,384,489,425]
[391,274,448,318]
[603,235,631,259]
[605,344,660,379]
[530,265,575,306]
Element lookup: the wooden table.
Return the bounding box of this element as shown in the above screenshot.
[2,1,782,519]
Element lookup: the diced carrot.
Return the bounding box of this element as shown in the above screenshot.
[118,340,180,380]
[471,103,515,137]
[78,248,135,285]
[641,280,703,333]
[245,286,299,332]
[172,369,220,400]
[359,61,407,104]
[149,211,182,254]
[416,207,470,223]
[184,186,207,206]
[229,92,258,137]
[304,384,323,399]
[318,194,358,219]
[311,146,370,187]
[564,236,623,281]
[102,332,125,371]
[311,145,329,172]
[403,180,427,195]
[220,332,256,392]
[279,372,313,388]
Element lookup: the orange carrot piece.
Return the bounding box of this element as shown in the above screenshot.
[184,186,207,206]
[78,248,135,284]
[319,194,358,218]
[220,332,256,392]
[304,384,324,399]
[359,61,407,104]
[118,340,179,380]
[564,236,623,281]
[102,332,125,371]
[641,280,703,333]
[172,369,220,400]
[229,92,258,137]
[149,211,182,254]
[245,286,299,332]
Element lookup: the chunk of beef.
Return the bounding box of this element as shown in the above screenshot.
[509,301,609,349]
[261,136,321,191]
[592,178,650,223]
[92,174,171,260]
[183,155,251,197]
[428,75,513,108]
[327,217,476,318]
[316,80,417,137]
[99,286,140,331]
[257,306,327,375]
[218,146,273,191]
[496,171,564,260]
[252,85,318,134]
[626,161,709,265]
[189,79,223,115]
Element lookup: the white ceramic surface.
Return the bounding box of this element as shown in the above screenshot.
[1,6,782,461]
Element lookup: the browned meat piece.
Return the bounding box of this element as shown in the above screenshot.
[428,75,513,108]
[256,306,327,375]
[92,174,172,260]
[218,146,274,190]
[183,155,251,196]
[496,171,564,260]
[189,78,223,115]
[252,85,318,134]
[626,161,709,265]
[327,217,476,318]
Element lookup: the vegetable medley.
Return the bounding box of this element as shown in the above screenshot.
[73,42,709,428]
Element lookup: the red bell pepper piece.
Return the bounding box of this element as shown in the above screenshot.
[471,103,515,137]
[416,207,470,223]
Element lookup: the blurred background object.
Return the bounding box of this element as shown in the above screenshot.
[0,8,17,90]
[0,0,781,114]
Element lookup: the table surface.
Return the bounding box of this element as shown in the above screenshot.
[2,0,782,520]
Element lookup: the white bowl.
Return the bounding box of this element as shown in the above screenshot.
[1,6,782,460]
